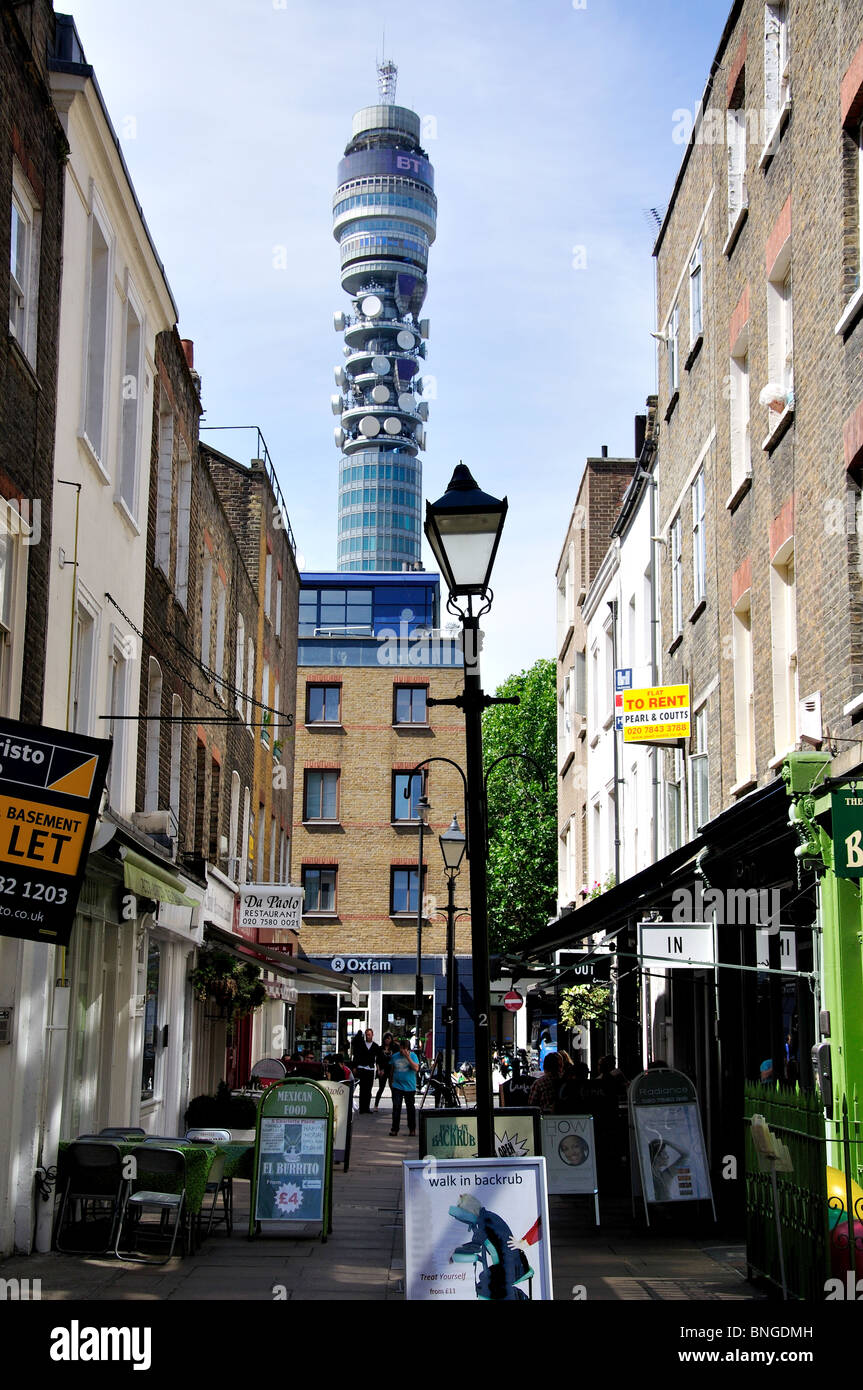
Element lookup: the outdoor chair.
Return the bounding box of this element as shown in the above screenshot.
[114,1146,187,1264]
[54,1141,127,1254]
[99,1126,146,1137]
[186,1129,233,1236]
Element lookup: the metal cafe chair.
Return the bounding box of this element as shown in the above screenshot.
[115,1147,188,1264]
[186,1129,233,1236]
[99,1127,146,1138]
[54,1141,127,1254]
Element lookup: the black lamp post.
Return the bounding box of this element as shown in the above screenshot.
[425,463,510,1159]
[414,792,431,1048]
[439,813,466,1078]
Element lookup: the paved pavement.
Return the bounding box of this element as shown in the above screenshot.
[1,1097,760,1303]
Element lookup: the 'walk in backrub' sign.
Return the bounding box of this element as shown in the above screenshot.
[0,718,110,947]
[617,684,690,743]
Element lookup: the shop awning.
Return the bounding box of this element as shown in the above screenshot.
[121,846,200,907]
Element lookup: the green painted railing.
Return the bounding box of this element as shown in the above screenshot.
[743,1083,829,1301]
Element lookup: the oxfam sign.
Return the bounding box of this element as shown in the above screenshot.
[330,956,393,974]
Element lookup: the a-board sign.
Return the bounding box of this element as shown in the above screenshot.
[250,1079,334,1239]
[419,1108,540,1161]
[628,1068,715,1224]
[499,1074,535,1107]
[404,1157,553,1301]
[541,1114,598,1196]
[0,718,111,947]
[317,1079,353,1168]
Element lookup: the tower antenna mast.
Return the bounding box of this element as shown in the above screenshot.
[377,49,398,104]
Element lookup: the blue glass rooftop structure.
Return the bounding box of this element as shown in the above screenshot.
[298,572,462,669]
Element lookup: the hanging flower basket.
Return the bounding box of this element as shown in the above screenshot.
[189,949,267,1020]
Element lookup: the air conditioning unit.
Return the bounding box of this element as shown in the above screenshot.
[798,691,822,747]
[132,809,173,835]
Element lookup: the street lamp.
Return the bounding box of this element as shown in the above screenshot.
[439,813,466,1079]
[425,463,510,1158]
[414,792,431,1050]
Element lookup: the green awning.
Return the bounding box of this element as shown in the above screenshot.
[122,848,199,907]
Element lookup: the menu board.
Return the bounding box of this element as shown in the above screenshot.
[254,1116,327,1223]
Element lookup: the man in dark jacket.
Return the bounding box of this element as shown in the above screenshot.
[351,1028,382,1113]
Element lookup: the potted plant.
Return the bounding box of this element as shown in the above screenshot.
[559,981,612,1030]
[185,1080,259,1131]
[189,949,267,1019]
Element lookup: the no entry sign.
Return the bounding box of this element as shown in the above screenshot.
[503,990,523,1013]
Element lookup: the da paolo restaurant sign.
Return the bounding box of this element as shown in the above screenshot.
[0,718,110,947]
[617,685,690,743]
[238,885,303,934]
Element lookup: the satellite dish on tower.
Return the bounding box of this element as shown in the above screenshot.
[361,295,383,318]
[371,356,390,375]
[330,394,343,415]
[334,426,345,448]
[334,367,347,389]
[383,417,402,435]
[372,384,390,404]
[333,311,346,331]
[359,416,381,437]
[397,392,415,412]
[396,329,414,350]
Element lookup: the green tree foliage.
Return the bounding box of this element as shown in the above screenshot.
[482,657,557,951]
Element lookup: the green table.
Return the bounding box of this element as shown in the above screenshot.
[58,1140,218,1216]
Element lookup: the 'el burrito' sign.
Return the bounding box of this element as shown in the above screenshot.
[239,884,303,934]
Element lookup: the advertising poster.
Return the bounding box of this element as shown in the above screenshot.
[419,1109,540,1161]
[254,1116,327,1223]
[541,1114,598,1197]
[629,1069,714,1217]
[318,1079,352,1165]
[404,1157,553,1301]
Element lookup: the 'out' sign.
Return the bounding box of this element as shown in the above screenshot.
[832,788,863,879]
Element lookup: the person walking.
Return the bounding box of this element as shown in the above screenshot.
[389,1036,420,1136]
[528,1052,564,1114]
[374,1032,394,1110]
[351,1027,381,1113]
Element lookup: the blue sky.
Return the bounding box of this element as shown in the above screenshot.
[65,0,731,691]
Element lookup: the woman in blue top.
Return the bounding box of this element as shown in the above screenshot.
[388,1037,420,1136]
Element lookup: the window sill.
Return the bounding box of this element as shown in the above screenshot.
[684,334,703,372]
[302,819,342,829]
[835,284,863,338]
[667,633,683,656]
[768,747,796,770]
[730,776,757,798]
[757,100,791,170]
[305,722,345,732]
[391,820,423,829]
[589,732,600,750]
[577,723,587,742]
[602,712,614,731]
[390,912,426,923]
[302,911,340,921]
[114,493,141,536]
[78,431,111,486]
[393,722,431,731]
[761,404,794,453]
[664,389,680,422]
[725,472,752,513]
[843,691,863,719]
[722,204,748,259]
[559,749,575,779]
[688,598,706,625]
[7,333,40,391]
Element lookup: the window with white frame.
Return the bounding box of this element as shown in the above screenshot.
[764,3,790,135]
[727,106,748,233]
[767,244,793,416]
[144,658,162,812]
[240,786,251,885]
[175,442,191,607]
[118,291,143,516]
[590,642,600,737]
[155,389,173,576]
[603,617,614,724]
[689,239,703,342]
[9,165,41,365]
[169,694,182,825]
[574,649,586,717]
[0,509,28,717]
[200,553,212,667]
[732,593,756,784]
[261,660,271,745]
[246,636,255,727]
[562,668,574,755]
[265,549,273,620]
[235,614,245,715]
[770,541,798,754]
[82,204,112,462]
[275,569,282,636]
[666,748,683,852]
[670,513,683,636]
[228,770,240,875]
[691,704,709,829]
[106,627,131,807]
[667,301,680,395]
[692,470,706,605]
[730,327,752,494]
[72,591,99,736]
[273,680,280,743]
[214,576,226,693]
